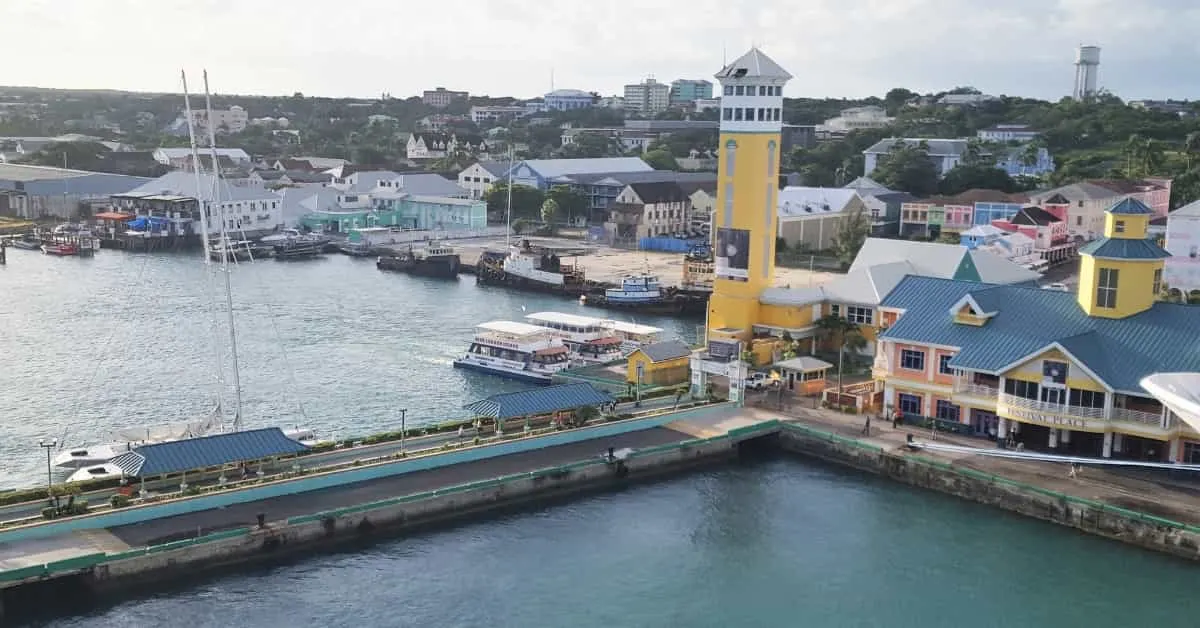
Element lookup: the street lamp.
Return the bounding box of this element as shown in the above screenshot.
[38,438,57,506]
[399,408,407,456]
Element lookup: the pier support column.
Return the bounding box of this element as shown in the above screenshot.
[1060,429,1072,445]
[1112,433,1124,455]
[1102,432,1114,458]
[1048,428,1058,449]
[996,417,1008,442]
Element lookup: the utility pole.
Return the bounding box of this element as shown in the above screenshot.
[400,408,407,455]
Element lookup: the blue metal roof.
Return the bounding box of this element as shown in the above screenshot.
[111,428,309,477]
[1107,198,1153,215]
[464,383,614,420]
[880,276,1200,393]
[1077,237,1170,260]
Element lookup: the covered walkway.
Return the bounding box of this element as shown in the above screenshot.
[464,383,614,421]
[110,427,310,478]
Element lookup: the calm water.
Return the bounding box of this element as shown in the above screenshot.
[5,250,1196,627]
[31,458,1200,628]
[0,250,697,488]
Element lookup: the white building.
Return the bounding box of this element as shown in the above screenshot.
[179,106,248,135]
[422,88,468,108]
[607,181,691,239]
[977,124,1039,143]
[776,186,868,251]
[457,161,509,199]
[113,171,283,238]
[623,78,670,117]
[406,133,489,160]
[693,98,721,112]
[862,138,969,177]
[596,96,625,109]
[1164,199,1200,297]
[153,147,251,169]
[470,105,527,124]
[821,106,893,133]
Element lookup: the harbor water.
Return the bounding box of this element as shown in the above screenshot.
[4,250,1195,627]
[0,251,699,488]
[33,458,1200,627]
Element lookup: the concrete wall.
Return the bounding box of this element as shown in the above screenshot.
[0,406,731,545]
[778,424,1200,560]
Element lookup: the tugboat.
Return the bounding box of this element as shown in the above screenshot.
[581,274,706,316]
[376,241,460,278]
[475,239,592,295]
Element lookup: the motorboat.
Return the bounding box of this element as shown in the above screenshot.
[41,242,79,256]
[452,321,571,384]
[66,462,126,484]
[7,234,41,250]
[53,414,222,469]
[52,443,127,470]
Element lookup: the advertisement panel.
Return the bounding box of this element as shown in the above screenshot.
[715,227,750,281]
[707,339,740,361]
[1164,215,1200,294]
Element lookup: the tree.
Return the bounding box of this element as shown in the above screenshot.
[483,183,545,219]
[829,204,871,268]
[546,185,589,226]
[540,197,559,233]
[938,164,1017,196]
[869,141,940,197]
[815,315,867,398]
[883,88,917,114]
[1185,132,1200,170]
[643,148,678,171]
[511,218,528,235]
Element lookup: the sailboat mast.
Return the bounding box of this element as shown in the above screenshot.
[182,69,227,422]
[505,144,515,250]
[203,70,244,432]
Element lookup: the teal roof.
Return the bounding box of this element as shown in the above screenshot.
[464,383,614,419]
[110,428,309,477]
[1078,237,1170,260]
[1108,198,1153,215]
[880,276,1200,393]
[952,254,982,282]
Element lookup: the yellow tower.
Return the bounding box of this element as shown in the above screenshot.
[707,48,792,341]
[1076,198,1170,318]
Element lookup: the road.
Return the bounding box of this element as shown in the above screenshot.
[0,396,686,524]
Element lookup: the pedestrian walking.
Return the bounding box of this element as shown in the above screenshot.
[861,414,871,436]
[892,409,902,429]
[1068,462,1080,479]
[457,425,464,442]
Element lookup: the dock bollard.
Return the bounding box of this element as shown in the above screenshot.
[257,513,266,528]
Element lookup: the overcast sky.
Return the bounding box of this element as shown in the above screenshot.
[3,0,1197,101]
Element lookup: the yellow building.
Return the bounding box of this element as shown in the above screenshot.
[872,198,1200,462]
[627,341,692,387]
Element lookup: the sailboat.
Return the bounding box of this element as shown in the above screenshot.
[53,71,311,473]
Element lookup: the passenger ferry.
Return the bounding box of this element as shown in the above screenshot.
[524,311,664,358]
[452,321,571,384]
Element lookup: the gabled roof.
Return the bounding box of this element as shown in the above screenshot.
[879,276,1200,393]
[121,170,278,202]
[1173,199,1200,218]
[1108,197,1153,215]
[515,158,652,179]
[778,186,860,218]
[1010,206,1061,226]
[463,383,614,420]
[626,181,686,204]
[1043,193,1070,205]
[110,428,309,478]
[850,238,1039,284]
[862,138,969,157]
[636,340,692,362]
[714,47,792,80]
[468,160,509,177]
[961,224,1006,238]
[842,176,891,194]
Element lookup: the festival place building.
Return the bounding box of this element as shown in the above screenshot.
[689,48,1200,462]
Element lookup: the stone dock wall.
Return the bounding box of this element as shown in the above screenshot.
[778,423,1200,561]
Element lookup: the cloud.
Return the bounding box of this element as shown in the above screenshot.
[0,0,1195,100]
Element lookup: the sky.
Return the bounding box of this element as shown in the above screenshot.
[3,0,1198,101]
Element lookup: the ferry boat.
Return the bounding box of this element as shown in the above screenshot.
[523,311,626,364]
[376,242,460,278]
[524,311,664,357]
[452,320,571,384]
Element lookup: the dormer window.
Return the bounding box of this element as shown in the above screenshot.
[1114,220,1125,234]
[724,85,733,96]
[735,85,745,96]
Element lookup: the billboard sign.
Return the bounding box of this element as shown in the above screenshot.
[715,227,750,281]
[707,339,740,361]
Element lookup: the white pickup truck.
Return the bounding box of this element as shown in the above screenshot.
[745,372,774,390]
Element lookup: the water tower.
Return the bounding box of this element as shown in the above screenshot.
[1073,45,1101,100]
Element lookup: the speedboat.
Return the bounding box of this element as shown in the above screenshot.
[52,443,128,469]
[42,242,79,256]
[66,462,125,484]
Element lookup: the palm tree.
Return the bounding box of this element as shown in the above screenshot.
[1185,132,1200,170]
[1125,133,1145,177]
[815,314,867,398]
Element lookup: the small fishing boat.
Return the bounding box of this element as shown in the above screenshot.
[42,242,79,256]
[376,242,460,278]
[274,239,325,260]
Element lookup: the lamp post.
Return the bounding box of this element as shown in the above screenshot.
[38,438,57,506]
[399,408,407,456]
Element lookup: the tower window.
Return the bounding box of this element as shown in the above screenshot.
[759,86,767,96]
[735,85,745,96]
[758,108,766,121]
[1153,267,1163,296]
[775,86,783,96]
[1114,220,1125,234]
[723,107,732,121]
[724,85,733,96]
[1096,267,1119,309]
[734,108,743,121]
[773,108,781,121]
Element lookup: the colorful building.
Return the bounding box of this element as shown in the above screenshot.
[301,195,486,233]
[627,341,692,387]
[874,200,1200,461]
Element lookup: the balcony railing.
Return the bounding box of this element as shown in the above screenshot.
[998,393,1106,420]
[953,382,999,398]
[1111,407,1161,426]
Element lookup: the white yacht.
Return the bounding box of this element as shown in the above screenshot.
[523,311,664,357]
[53,414,221,470]
[453,321,571,384]
[66,462,125,484]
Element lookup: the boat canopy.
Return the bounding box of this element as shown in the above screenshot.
[112,414,221,444]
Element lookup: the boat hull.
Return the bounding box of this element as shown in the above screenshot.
[583,294,708,317]
[452,359,555,384]
[8,239,41,250]
[377,254,460,278]
[274,244,325,260]
[476,267,589,295]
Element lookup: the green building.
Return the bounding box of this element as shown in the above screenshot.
[301,195,487,233]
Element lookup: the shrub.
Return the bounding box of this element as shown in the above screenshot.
[110,494,132,509]
[182,487,200,497]
[41,507,58,520]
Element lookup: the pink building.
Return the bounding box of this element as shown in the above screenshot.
[1027,178,1172,240]
[990,206,1075,263]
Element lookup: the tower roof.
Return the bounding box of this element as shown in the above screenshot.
[715,48,792,81]
[1107,197,1153,215]
[1077,238,1170,260]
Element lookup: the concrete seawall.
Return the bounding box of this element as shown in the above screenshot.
[30,430,749,605]
[778,424,1200,561]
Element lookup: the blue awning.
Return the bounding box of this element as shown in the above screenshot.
[464,383,614,420]
[110,427,309,477]
[126,217,148,229]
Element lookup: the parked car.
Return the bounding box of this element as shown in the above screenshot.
[745,372,776,390]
